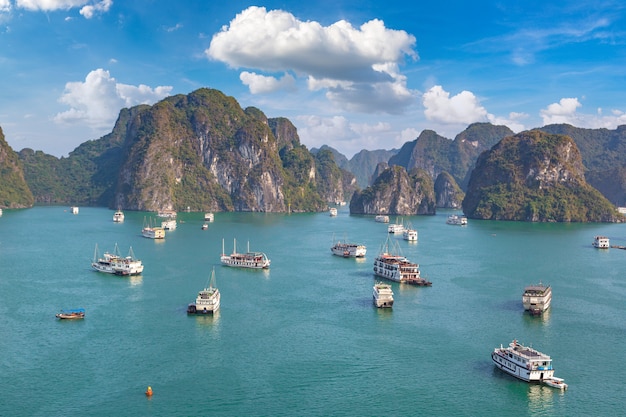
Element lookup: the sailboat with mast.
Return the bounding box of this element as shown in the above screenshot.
[91,243,144,276]
[220,238,271,269]
[187,267,221,314]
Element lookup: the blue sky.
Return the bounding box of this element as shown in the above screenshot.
[1,1,625,158]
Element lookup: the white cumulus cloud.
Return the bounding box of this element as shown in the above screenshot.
[422,85,488,124]
[0,0,11,12]
[540,97,582,125]
[240,71,296,94]
[80,0,112,19]
[207,6,418,113]
[539,98,626,129]
[54,68,172,130]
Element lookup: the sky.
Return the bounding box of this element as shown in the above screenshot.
[1,1,625,158]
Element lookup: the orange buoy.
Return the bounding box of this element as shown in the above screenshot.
[145,386,153,397]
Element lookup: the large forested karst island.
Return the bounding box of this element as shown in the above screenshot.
[1,87,625,222]
[462,130,620,222]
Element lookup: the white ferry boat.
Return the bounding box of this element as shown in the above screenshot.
[329,207,338,216]
[161,219,177,230]
[113,209,124,222]
[446,214,467,225]
[221,238,270,269]
[592,235,609,249]
[402,222,417,241]
[373,282,394,308]
[522,283,552,315]
[373,238,431,286]
[91,243,144,276]
[491,340,566,388]
[187,268,220,315]
[375,215,389,223]
[331,240,366,258]
[204,212,214,222]
[70,206,79,214]
[0,208,3,216]
[157,209,177,218]
[388,223,404,234]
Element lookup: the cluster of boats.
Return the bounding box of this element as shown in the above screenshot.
[91,243,144,276]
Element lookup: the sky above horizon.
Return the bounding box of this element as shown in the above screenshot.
[1,1,625,158]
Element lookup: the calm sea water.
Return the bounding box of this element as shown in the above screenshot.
[0,206,624,416]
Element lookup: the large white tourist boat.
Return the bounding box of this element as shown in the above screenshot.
[221,238,271,269]
[161,219,177,230]
[522,283,552,315]
[329,207,338,216]
[204,212,214,222]
[373,282,394,308]
[113,209,124,222]
[92,243,144,276]
[373,238,431,286]
[70,206,79,214]
[402,222,418,241]
[331,239,366,258]
[491,340,566,388]
[388,222,404,234]
[187,268,220,315]
[375,215,389,223]
[157,209,177,218]
[592,235,610,249]
[446,214,467,225]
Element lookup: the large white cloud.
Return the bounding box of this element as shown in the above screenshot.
[240,71,296,94]
[207,6,418,113]
[540,97,626,129]
[54,69,172,129]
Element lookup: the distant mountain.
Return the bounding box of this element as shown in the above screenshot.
[462,130,620,222]
[311,145,397,189]
[388,123,514,189]
[0,127,33,208]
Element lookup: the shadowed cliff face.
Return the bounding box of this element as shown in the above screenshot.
[0,127,34,208]
[349,165,436,216]
[462,131,621,222]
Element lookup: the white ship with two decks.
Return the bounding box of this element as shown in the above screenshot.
[491,340,567,388]
[373,282,394,308]
[91,243,144,276]
[373,238,431,286]
[522,283,552,315]
[187,268,220,315]
[220,239,270,269]
[331,239,366,258]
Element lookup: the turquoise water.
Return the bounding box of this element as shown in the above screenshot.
[0,206,624,416]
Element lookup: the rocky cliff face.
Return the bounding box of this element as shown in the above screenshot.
[463,130,620,222]
[350,165,436,215]
[434,171,464,208]
[0,127,34,208]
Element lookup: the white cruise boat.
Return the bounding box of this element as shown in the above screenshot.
[446,214,467,225]
[157,209,177,218]
[592,235,609,249]
[70,206,79,214]
[92,243,144,276]
[0,208,3,216]
[221,238,270,269]
[113,209,124,222]
[388,222,404,234]
[331,240,366,258]
[187,268,220,315]
[161,219,177,230]
[375,215,389,223]
[492,340,566,388]
[402,222,418,241]
[373,282,394,308]
[329,207,338,216]
[373,238,431,286]
[522,283,552,315]
[204,212,214,222]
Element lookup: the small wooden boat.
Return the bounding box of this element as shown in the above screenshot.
[55,308,85,319]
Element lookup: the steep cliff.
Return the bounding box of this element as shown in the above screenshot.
[434,171,464,208]
[0,127,34,208]
[349,165,435,215]
[463,130,620,222]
